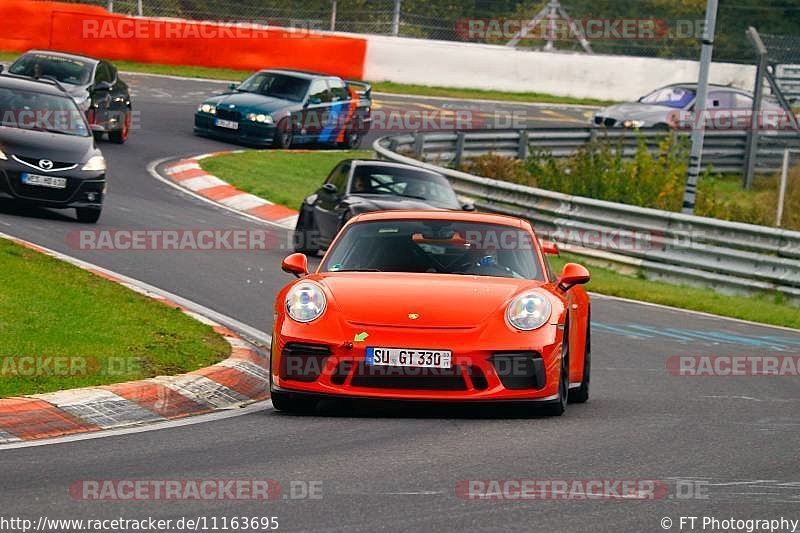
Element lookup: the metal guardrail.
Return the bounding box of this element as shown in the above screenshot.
[386,128,800,175]
[374,130,800,301]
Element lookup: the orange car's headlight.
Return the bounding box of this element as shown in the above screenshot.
[506,289,552,331]
[286,282,327,323]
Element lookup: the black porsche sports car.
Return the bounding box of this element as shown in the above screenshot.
[0,75,107,223]
[293,160,474,254]
[3,50,132,144]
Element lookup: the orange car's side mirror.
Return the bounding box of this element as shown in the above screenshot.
[558,263,590,291]
[282,253,309,278]
[541,240,560,256]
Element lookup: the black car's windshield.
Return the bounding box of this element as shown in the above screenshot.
[349,165,461,209]
[639,87,695,109]
[237,72,311,102]
[0,87,90,137]
[321,220,543,280]
[9,54,93,86]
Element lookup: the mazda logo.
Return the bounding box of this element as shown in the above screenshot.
[39,159,54,170]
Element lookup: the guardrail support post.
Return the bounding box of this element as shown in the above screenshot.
[454,132,466,168]
[518,130,530,160]
[413,133,425,159]
[778,148,791,226]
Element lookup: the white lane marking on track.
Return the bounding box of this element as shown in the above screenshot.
[122,71,237,84]
[590,292,800,333]
[704,395,800,403]
[703,395,763,402]
[0,401,272,450]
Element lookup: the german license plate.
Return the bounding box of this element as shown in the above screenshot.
[21,173,67,189]
[214,118,239,130]
[366,347,452,369]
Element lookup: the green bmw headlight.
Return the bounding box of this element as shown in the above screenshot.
[246,113,274,124]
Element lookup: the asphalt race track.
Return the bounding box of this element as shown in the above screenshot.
[0,74,798,532]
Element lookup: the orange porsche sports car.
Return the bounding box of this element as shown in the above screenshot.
[271,211,591,416]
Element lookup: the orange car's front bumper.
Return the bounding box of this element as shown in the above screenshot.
[270,319,564,402]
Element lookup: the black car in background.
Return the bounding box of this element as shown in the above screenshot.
[2,50,132,144]
[0,75,107,223]
[294,160,474,254]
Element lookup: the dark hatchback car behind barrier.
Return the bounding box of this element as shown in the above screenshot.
[0,75,107,223]
[2,50,133,144]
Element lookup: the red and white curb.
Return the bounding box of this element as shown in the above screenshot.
[163,152,299,229]
[0,233,270,445]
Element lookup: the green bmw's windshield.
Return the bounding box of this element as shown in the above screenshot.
[237,73,311,102]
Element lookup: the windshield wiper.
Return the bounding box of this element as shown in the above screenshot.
[334,268,383,272]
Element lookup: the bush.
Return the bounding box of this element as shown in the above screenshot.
[459,132,800,231]
[463,133,689,209]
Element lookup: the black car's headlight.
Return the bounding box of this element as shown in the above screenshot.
[198,103,217,115]
[82,155,107,172]
[0,148,7,161]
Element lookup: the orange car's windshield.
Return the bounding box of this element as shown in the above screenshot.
[321,220,543,280]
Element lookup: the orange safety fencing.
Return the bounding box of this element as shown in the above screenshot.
[0,1,367,79]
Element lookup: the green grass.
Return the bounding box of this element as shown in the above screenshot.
[371,81,611,106]
[200,149,372,210]
[0,50,609,106]
[0,239,230,397]
[550,252,800,330]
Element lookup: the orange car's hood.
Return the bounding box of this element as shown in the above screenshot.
[316,273,540,329]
